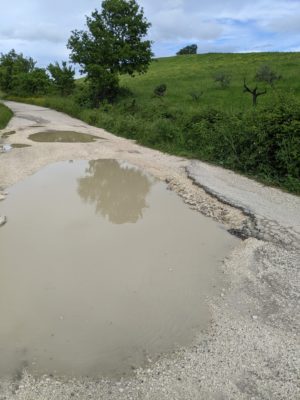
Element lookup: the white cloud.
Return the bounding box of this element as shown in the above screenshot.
[0,0,299,65]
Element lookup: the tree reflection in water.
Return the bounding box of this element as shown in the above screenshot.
[77,159,152,224]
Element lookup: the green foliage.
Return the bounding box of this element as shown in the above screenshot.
[154,84,167,97]
[0,49,35,92]
[8,52,300,193]
[0,103,13,129]
[12,68,50,96]
[214,71,231,88]
[189,91,204,102]
[48,61,75,96]
[255,64,281,87]
[176,44,197,55]
[67,0,152,105]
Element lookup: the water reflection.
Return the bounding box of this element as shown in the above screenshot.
[77,159,152,224]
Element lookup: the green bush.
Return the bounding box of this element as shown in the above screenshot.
[0,103,13,129]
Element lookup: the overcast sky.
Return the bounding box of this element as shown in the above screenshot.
[0,0,299,67]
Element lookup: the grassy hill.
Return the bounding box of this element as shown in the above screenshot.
[120,52,300,111]
[5,52,300,193]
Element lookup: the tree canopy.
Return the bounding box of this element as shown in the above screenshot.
[48,61,76,96]
[176,44,198,55]
[0,49,35,92]
[67,0,153,105]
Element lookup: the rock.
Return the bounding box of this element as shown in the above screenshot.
[0,216,7,227]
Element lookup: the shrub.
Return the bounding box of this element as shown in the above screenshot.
[214,71,231,88]
[154,84,167,97]
[255,65,281,87]
[189,91,204,101]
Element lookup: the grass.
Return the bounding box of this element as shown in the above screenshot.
[0,103,13,129]
[5,52,300,193]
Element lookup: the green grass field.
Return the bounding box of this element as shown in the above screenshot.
[120,52,300,111]
[0,102,13,129]
[4,52,300,193]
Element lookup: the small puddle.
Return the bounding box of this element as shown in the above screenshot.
[0,143,31,153]
[0,160,239,378]
[2,131,16,139]
[28,130,102,143]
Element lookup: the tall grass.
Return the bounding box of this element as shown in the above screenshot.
[0,103,13,129]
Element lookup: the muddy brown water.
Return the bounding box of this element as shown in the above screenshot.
[28,130,102,143]
[0,159,239,379]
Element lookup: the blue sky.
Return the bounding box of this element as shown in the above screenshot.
[0,0,299,67]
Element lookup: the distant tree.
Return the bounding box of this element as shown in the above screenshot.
[214,71,231,89]
[243,78,267,106]
[0,49,35,92]
[48,61,75,96]
[176,44,197,55]
[255,65,281,87]
[67,0,153,106]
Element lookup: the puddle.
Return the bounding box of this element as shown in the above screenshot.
[0,143,31,153]
[28,130,102,143]
[0,159,239,378]
[1,131,16,139]
[11,143,31,148]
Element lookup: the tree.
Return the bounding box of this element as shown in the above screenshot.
[67,0,153,106]
[176,44,197,55]
[255,65,281,87]
[243,78,267,106]
[0,49,35,92]
[12,68,50,96]
[48,61,75,96]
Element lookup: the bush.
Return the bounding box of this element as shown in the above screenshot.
[154,84,167,97]
[11,68,50,96]
[214,71,231,88]
[255,65,281,87]
[0,103,13,129]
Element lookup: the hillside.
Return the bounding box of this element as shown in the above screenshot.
[120,52,300,111]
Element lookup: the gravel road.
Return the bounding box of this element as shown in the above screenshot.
[0,101,299,400]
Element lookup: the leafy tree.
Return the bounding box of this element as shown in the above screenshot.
[255,65,281,87]
[176,44,197,55]
[67,0,153,106]
[0,49,35,92]
[48,61,76,96]
[12,68,50,96]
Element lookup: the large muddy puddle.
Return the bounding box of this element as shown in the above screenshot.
[0,160,239,378]
[28,130,102,143]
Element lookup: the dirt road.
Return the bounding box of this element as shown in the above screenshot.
[0,101,299,400]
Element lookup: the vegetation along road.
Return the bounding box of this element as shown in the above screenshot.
[0,100,299,399]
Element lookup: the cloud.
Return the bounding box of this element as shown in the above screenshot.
[0,0,299,65]
[150,9,223,41]
[0,25,66,43]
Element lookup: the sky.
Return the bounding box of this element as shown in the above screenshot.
[0,0,299,67]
